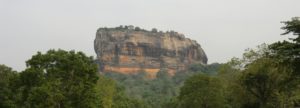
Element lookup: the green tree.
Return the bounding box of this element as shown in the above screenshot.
[151,28,158,33]
[217,59,250,108]
[96,74,146,108]
[177,74,225,108]
[19,49,100,108]
[281,17,300,42]
[0,65,18,108]
[240,57,290,108]
[221,43,298,108]
[97,75,116,108]
[134,27,141,31]
[270,17,300,78]
[112,86,148,108]
[268,17,300,107]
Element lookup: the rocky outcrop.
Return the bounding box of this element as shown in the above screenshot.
[94,26,207,78]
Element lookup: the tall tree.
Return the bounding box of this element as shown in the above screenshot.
[270,17,300,78]
[235,18,300,107]
[177,74,225,108]
[19,49,100,108]
[240,57,289,108]
[268,17,300,107]
[281,17,300,42]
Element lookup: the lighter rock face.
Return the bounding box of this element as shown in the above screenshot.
[94,26,207,78]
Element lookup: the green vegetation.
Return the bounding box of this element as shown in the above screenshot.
[0,17,299,108]
[177,74,225,108]
[0,65,18,108]
[0,50,143,108]
[103,63,220,108]
[151,28,158,33]
[98,25,181,35]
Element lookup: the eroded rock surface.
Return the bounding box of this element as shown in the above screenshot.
[94,26,207,78]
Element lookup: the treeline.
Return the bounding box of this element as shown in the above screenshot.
[97,25,180,35]
[103,63,220,108]
[0,50,145,108]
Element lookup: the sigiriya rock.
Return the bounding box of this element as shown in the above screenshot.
[94,26,207,78]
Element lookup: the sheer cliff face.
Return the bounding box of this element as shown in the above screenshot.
[94,27,207,78]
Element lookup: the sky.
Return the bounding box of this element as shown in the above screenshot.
[0,0,299,71]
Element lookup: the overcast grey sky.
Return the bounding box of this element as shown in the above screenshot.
[0,0,299,71]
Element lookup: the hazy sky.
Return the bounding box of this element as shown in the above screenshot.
[0,0,299,71]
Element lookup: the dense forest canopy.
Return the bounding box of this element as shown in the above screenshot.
[0,17,299,108]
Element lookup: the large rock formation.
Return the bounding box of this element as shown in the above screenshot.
[94,26,207,78]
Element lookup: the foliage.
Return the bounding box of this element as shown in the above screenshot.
[97,75,116,108]
[0,50,145,108]
[0,65,18,108]
[240,57,291,108]
[96,75,146,108]
[217,59,249,108]
[177,74,225,108]
[269,17,300,78]
[151,28,158,33]
[280,17,300,41]
[268,17,300,107]
[17,50,100,108]
[103,63,221,108]
[214,17,300,108]
[135,27,141,31]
